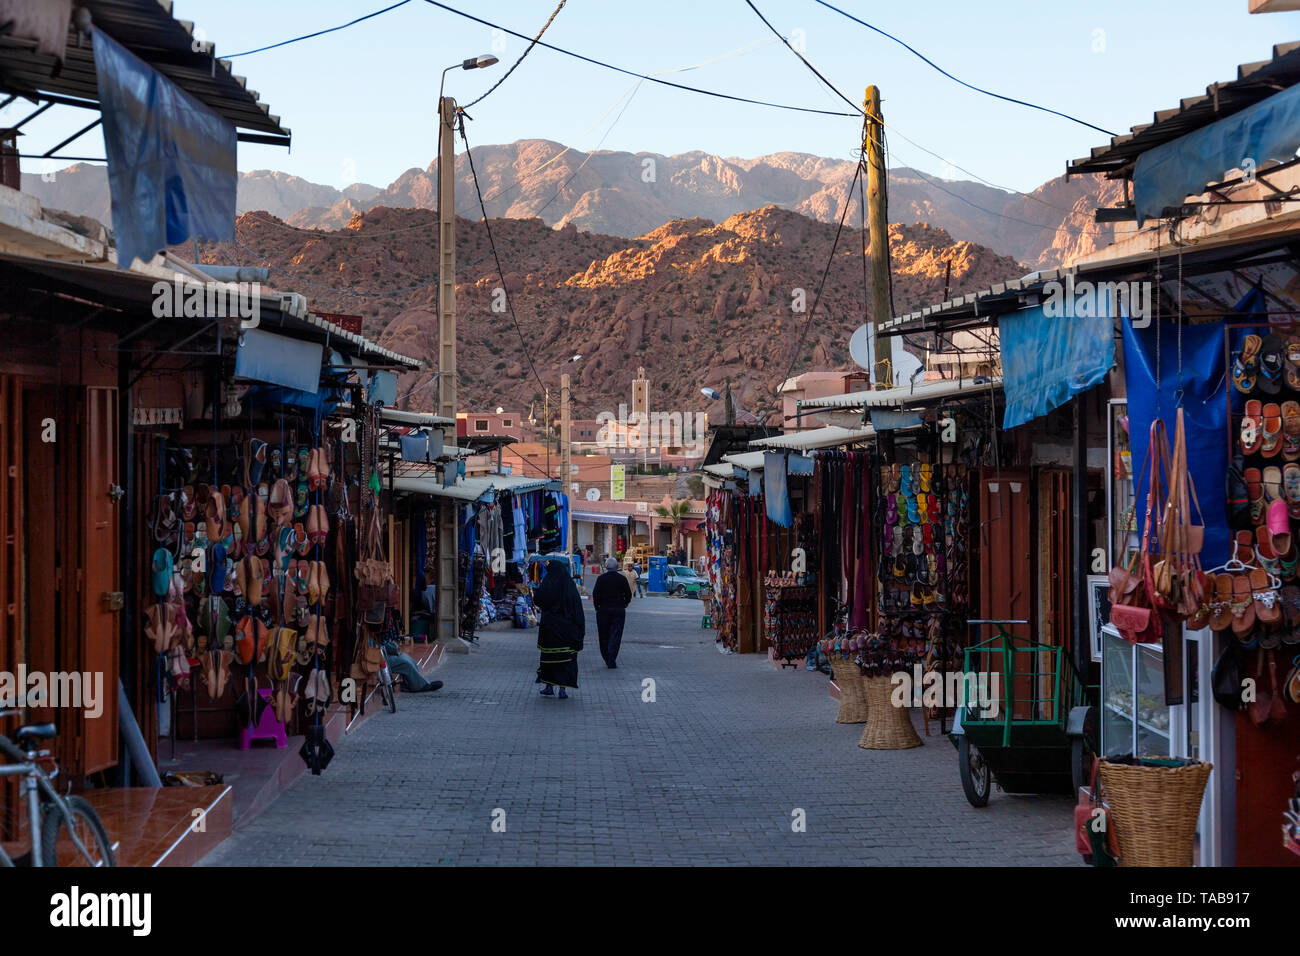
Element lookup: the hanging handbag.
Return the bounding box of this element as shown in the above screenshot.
[1074,756,1120,866]
[1109,422,1161,644]
[354,506,394,613]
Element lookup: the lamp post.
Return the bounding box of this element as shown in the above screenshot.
[435,52,497,646]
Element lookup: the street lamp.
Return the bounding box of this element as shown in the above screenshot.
[439,54,500,103]
[434,51,498,645]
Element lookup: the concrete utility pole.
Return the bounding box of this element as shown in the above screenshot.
[436,94,459,643]
[864,86,890,388]
[560,371,572,556]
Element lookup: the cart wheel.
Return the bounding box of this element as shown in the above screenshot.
[1070,705,1099,794]
[957,736,990,807]
[1071,737,1090,795]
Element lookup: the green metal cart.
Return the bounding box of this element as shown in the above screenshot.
[950,619,1098,807]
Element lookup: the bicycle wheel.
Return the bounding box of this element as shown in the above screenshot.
[41,795,115,867]
[379,671,397,714]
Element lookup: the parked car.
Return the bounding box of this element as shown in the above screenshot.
[638,564,705,597]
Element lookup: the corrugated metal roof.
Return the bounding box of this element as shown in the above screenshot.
[798,378,1001,409]
[1068,41,1300,177]
[392,472,554,502]
[721,451,766,472]
[0,0,289,144]
[750,425,875,450]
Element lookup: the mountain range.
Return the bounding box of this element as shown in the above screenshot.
[25,139,1121,270]
[190,204,1022,418]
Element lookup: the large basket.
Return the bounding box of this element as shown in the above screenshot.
[1098,759,1212,867]
[831,659,869,723]
[858,676,922,749]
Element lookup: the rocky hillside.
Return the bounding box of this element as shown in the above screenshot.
[195,204,1022,419]
[27,141,1119,270]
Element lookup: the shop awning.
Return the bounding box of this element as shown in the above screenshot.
[749,424,875,451]
[721,451,766,472]
[571,510,630,525]
[798,378,1002,409]
[392,472,555,503]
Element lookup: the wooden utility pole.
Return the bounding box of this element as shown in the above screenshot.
[560,372,572,555]
[436,95,459,643]
[864,86,891,388]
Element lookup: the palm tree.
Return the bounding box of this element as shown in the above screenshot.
[654,499,692,555]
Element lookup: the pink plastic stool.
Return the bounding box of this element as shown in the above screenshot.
[238,688,287,750]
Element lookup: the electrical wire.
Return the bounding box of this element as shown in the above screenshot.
[761,160,865,420]
[743,0,861,114]
[227,0,413,58]
[810,0,1116,136]
[420,0,858,118]
[463,0,567,110]
[459,117,549,403]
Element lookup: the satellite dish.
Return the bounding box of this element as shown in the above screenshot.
[700,387,721,401]
[849,324,874,372]
[890,337,924,388]
[586,487,600,501]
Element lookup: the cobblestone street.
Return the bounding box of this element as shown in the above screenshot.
[201,596,1078,866]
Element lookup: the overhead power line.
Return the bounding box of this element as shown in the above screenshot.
[463,0,567,110]
[227,0,413,58]
[810,0,1116,136]
[458,117,549,403]
[420,0,858,118]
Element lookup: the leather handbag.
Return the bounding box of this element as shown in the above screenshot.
[1109,422,1161,644]
[1075,757,1120,866]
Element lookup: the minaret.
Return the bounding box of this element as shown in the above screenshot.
[632,366,649,418]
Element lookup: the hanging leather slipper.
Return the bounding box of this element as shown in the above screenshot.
[1209,573,1235,632]
[1242,399,1264,454]
[1234,333,1263,394]
[1263,403,1285,457]
[1252,567,1281,624]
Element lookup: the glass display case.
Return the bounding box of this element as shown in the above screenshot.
[1100,626,1172,758]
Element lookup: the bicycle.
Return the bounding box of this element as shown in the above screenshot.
[375,645,397,715]
[0,711,116,867]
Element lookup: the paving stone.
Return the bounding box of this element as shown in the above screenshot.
[200,596,1077,866]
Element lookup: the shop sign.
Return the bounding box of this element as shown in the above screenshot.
[611,464,626,500]
[133,406,182,426]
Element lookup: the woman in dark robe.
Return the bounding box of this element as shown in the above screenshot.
[534,557,585,698]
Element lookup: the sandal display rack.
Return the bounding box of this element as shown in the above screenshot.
[763,572,817,667]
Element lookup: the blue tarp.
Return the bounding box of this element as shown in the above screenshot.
[1122,316,1230,568]
[92,25,237,269]
[1135,81,1300,226]
[764,451,792,527]
[235,328,323,393]
[1000,296,1115,429]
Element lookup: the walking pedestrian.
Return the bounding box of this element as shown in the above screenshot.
[621,563,638,600]
[534,557,585,699]
[592,557,632,668]
[631,560,645,598]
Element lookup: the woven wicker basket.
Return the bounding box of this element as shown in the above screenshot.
[858,676,923,749]
[1098,759,1212,867]
[831,659,869,723]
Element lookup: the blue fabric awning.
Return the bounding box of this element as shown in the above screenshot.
[235,328,323,394]
[999,290,1115,430]
[1134,80,1300,225]
[93,25,237,268]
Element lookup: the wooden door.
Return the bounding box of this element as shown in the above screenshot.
[70,386,121,775]
[0,376,19,839]
[977,470,1034,718]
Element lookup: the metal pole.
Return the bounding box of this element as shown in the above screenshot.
[436,95,459,643]
[561,372,572,555]
[864,86,887,387]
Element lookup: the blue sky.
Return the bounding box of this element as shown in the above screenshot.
[12,1,1300,194]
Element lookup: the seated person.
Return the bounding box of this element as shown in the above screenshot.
[381,639,443,693]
